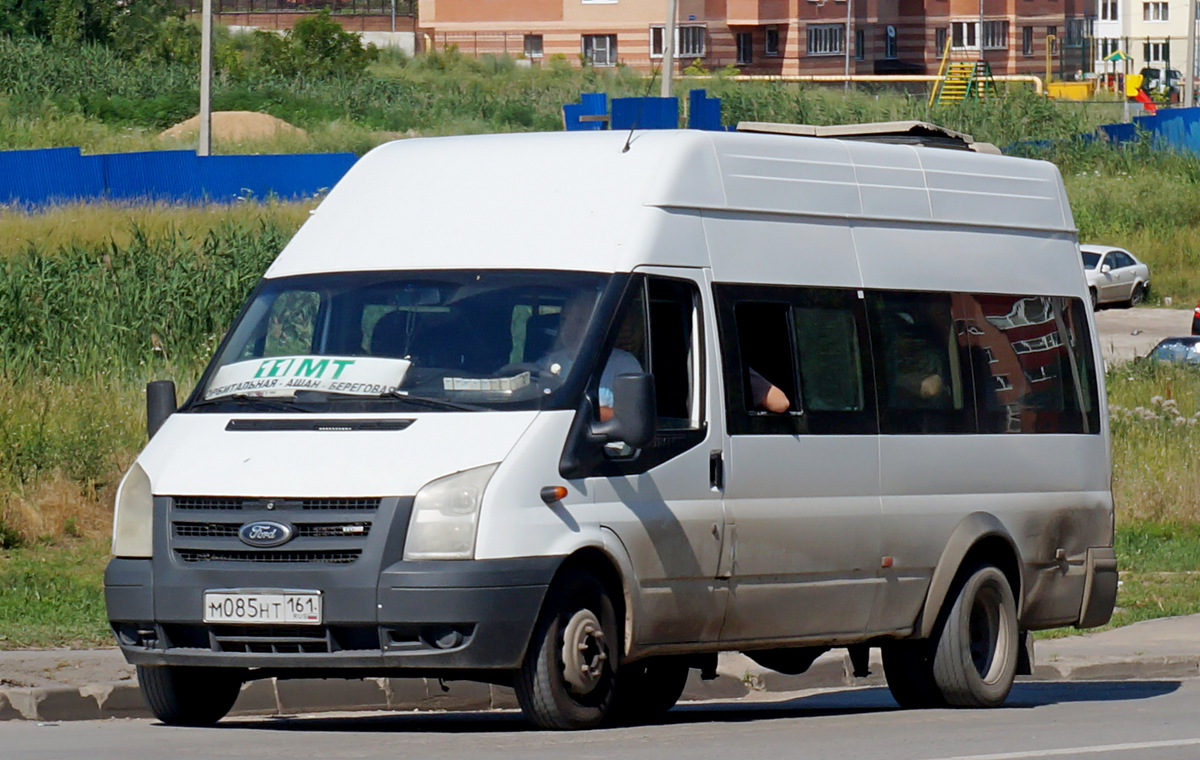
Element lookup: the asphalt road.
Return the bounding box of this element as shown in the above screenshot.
[5,680,1199,760]
[1094,306,1194,363]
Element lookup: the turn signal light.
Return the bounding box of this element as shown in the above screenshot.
[540,486,568,505]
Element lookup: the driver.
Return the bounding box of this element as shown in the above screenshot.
[540,294,643,421]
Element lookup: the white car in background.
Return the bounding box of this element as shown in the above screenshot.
[1080,244,1151,309]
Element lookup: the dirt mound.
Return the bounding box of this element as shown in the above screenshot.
[159,110,306,142]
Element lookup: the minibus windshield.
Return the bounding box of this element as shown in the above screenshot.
[192,270,611,413]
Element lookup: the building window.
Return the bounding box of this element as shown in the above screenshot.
[951,21,978,49]
[983,20,1007,50]
[765,25,780,56]
[1144,2,1168,21]
[1099,0,1118,21]
[1096,37,1119,59]
[936,27,948,56]
[856,29,866,60]
[1022,26,1033,56]
[1047,26,1057,54]
[1143,40,1170,62]
[884,25,898,58]
[1064,18,1089,47]
[582,34,617,66]
[736,32,753,64]
[807,24,845,56]
[523,35,543,59]
[650,25,706,58]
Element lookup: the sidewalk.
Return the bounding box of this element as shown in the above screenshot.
[0,615,1197,722]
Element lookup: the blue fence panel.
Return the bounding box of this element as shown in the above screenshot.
[1148,108,1200,154]
[101,151,203,202]
[0,147,360,206]
[0,147,104,205]
[1098,122,1137,145]
[563,92,610,131]
[201,153,357,201]
[687,89,724,131]
[610,97,679,130]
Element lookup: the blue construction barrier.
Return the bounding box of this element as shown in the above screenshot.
[563,89,728,132]
[0,147,358,206]
[1097,106,1200,154]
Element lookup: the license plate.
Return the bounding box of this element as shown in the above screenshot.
[203,590,322,625]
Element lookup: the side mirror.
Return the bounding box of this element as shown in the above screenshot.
[146,380,177,440]
[1100,264,1112,274]
[591,373,656,449]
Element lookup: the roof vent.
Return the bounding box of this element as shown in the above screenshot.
[735,120,1001,154]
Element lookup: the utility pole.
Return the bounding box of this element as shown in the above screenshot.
[199,0,213,157]
[844,0,852,90]
[662,0,678,98]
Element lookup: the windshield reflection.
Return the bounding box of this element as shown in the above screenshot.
[192,270,611,412]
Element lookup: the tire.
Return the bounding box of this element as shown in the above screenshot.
[1128,282,1146,307]
[931,565,1019,707]
[514,569,620,730]
[1089,288,1099,311]
[137,665,243,726]
[881,640,945,709]
[608,656,690,725]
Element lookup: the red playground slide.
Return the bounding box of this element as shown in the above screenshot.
[1134,89,1158,114]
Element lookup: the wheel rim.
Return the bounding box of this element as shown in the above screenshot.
[1132,285,1144,305]
[560,608,608,695]
[967,585,1009,684]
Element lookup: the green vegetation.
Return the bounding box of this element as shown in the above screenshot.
[0,538,110,648]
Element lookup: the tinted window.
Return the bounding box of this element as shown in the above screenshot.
[960,294,1098,433]
[868,291,974,434]
[718,285,875,435]
[1081,251,1100,269]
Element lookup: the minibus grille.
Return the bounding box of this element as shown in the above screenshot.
[176,549,362,564]
[170,496,381,512]
[173,521,372,540]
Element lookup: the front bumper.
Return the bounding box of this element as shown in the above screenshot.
[105,555,560,673]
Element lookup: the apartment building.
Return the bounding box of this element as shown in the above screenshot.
[1094,0,1191,80]
[418,0,1091,77]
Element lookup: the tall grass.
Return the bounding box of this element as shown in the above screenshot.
[1107,362,1200,524]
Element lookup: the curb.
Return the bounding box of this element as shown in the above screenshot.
[1,652,1196,722]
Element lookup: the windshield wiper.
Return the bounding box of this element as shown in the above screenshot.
[188,394,312,413]
[379,391,486,412]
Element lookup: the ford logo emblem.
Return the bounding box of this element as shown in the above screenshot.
[238,521,294,548]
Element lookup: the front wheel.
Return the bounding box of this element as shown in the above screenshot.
[514,569,620,730]
[1089,287,1099,311]
[931,564,1019,707]
[137,665,243,726]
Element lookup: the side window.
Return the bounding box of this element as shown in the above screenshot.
[598,277,701,430]
[791,288,875,434]
[868,290,974,434]
[718,285,874,435]
[960,294,1096,433]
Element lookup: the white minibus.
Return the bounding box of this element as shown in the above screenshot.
[107,123,1116,729]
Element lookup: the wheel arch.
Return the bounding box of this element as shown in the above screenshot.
[543,539,635,660]
[914,512,1024,639]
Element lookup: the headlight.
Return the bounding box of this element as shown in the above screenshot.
[112,463,153,558]
[403,464,498,561]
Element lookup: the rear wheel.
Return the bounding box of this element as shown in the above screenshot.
[883,563,1018,709]
[608,656,691,725]
[882,641,944,709]
[931,564,1019,707]
[137,665,243,726]
[1128,282,1146,307]
[1089,287,1099,311]
[514,569,620,730]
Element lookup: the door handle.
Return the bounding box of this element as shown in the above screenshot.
[709,450,724,490]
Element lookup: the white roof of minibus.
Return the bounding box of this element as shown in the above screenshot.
[265,129,1074,279]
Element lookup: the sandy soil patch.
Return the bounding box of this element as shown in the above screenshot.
[159,111,306,142]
